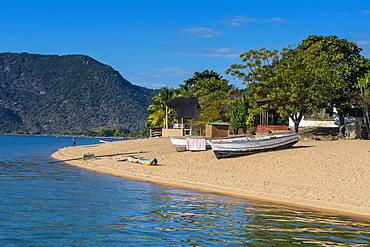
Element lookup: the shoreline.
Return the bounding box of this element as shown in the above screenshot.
[51,137,370,220]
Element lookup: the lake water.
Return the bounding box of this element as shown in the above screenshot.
[0,135,369,246]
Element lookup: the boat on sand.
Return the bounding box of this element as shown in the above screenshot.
[169,136,248,152]
[127,156,158,166]
[99,139,113,143]
[209,133,299,159]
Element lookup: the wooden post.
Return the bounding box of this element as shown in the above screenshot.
[165,105,168,130]
[181,117,184,136]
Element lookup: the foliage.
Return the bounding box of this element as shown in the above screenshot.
[198,99,230,123]
[297,36,368,126]
[229,96,248,134]
[183,70,229,93]
[146,87,177,127]
[98,129,116,137]
[178,70,237,128]
[226,36,367,133]
[226,48,279,85]
[0,52,155,134]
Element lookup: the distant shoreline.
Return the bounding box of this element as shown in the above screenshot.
[51,137,370,220]
[0,133,132,140]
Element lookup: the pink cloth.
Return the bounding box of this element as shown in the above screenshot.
[186,138,206,151]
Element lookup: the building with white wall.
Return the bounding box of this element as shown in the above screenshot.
[288,108,364,129]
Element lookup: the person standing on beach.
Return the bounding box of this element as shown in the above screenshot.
[72,137,76,146]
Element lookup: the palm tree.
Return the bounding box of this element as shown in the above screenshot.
[147,86,177,127]
[175,84,192,96]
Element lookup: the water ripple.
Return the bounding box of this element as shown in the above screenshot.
[0,135,369,246]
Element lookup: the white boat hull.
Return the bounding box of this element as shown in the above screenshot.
[209,133,299,158]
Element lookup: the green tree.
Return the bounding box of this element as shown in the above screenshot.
[226,48,279,86]
[175,83,192,96]
[147,86,177,127]
[226,36,366,133]
[182,70,229,93]
[199,99,230,123]
[296,36,368,130]
[229,96,249,134]
[114,128,130,137]
[98,128,115,137]
[180,70,236,127]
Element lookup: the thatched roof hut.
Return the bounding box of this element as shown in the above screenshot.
[165,96,200,119]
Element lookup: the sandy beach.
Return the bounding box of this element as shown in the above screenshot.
[51,137,370,219]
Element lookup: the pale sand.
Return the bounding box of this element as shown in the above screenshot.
[51,137,370,219]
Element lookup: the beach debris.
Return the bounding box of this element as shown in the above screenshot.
[127,156,157,166]
[82,152,95,160]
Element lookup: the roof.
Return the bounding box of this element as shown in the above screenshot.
[256,99,271,106]
[165,96,200,119]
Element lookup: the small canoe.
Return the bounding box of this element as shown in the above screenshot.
[127,156,157,166]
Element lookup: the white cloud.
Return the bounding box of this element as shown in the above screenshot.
[125,67,195,89]
[350,32,370,39]
[356,40,370,45]
[356,40,370,57]
[220,16,257,26]
[262,17,290,23]
[150,67,193,77]
[170,47,241,59]
[173,51,238,58]
[180,27,222,39]
[350,37,370,57]
[361,10,370,14]
[221,15,289,25]
[135,72,162,78]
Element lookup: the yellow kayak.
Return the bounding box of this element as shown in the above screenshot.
[127,156,157,166]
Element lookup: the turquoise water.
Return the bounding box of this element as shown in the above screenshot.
[0,135,369,246]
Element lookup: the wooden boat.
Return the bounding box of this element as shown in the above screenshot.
[169,136,248,152]
[209,133,299,159]
[127,156,157,166]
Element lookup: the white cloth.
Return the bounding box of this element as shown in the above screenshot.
[186,138,206,151]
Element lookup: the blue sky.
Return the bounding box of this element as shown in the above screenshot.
[1,0,370,89]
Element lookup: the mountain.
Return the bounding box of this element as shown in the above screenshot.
[0,52,155,134]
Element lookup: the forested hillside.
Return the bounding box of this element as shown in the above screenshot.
[0,52,155,134]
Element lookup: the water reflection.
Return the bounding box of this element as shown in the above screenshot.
[0,135,369,246]
[105,188,370,246]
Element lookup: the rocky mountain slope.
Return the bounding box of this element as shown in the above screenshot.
[0,52,155,134]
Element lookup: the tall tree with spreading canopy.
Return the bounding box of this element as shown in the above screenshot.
[226,36,367,133]
[296,36,368,132]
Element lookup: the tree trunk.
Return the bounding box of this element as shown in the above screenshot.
[290,113,304,133]
[338,113,345,138]
[272,110,279,125]
[294,121,299,133]
[363,108,370,139]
